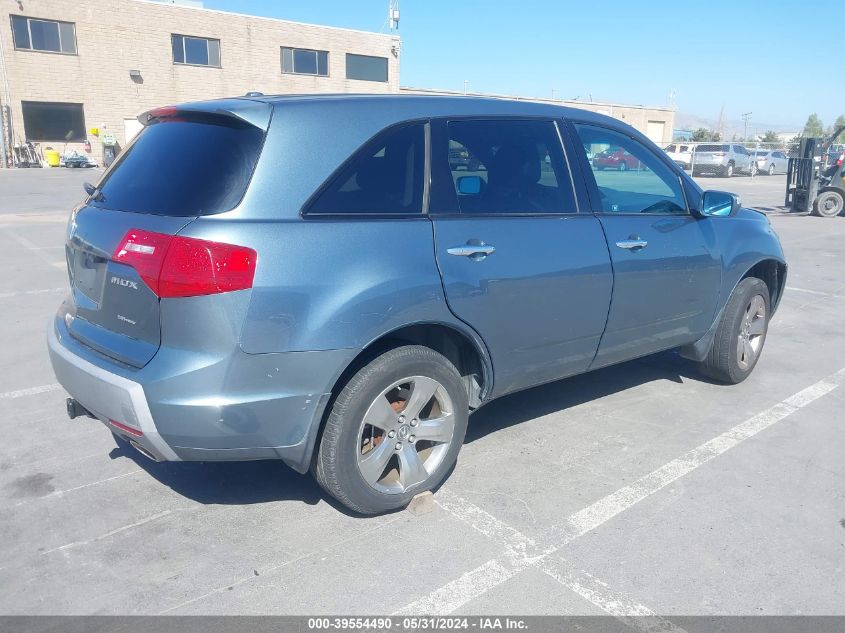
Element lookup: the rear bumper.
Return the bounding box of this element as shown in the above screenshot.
[47,316,356,471]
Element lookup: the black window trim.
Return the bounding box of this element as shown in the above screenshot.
[10,14,77,55]
[567,118,692,217]
[427,115,582,218]
[171,33,221,68]
[301,119,431,219]
[281,46,330,77]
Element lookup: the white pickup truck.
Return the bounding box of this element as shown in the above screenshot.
[663,143,693,170]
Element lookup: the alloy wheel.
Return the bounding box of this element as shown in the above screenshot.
[737,294,766,370]
[356,376,455,494]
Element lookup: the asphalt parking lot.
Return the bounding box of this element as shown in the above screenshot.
[0,168,843,619]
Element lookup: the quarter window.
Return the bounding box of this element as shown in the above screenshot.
[306,123,425,215]
[281,47,329,76]
[439,119,575,215]
[11,15,76,54]
[346,54,388,82]
[575,123,688,215]
[22,101,86,141]
[171,34,221,67]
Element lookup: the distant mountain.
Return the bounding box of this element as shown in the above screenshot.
[675,112,800,138]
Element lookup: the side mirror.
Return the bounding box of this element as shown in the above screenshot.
[83,182,96,197]
[701,190,740,217]
[456,175,482,195]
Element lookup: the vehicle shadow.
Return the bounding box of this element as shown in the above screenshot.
[465,350,706,444]
[110,351,706,514]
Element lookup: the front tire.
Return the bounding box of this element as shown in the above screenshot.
[314,346,469,515]
[699,277,770,384]
[812,190,844,217]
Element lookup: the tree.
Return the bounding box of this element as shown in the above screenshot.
[692,128,719,142]
[803,113,824,138]
[761,130,780,143]
[833,115,845,143]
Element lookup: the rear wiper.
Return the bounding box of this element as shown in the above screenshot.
[83,182,105,202]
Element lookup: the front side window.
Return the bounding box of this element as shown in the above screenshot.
[171,34,221,67]
[440,119,575,215]
[574,123,688,215]
[306,123,425,215]
[11,15,76,54]
[22,101,85,141]
[346,54,388,82]
[281,47,328,76]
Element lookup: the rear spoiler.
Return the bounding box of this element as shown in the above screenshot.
[138,98,273,131]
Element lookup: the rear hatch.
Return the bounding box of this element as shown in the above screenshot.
[65,101,269,367]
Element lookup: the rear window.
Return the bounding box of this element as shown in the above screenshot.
[90,118,264,216]
[695,144,727,152]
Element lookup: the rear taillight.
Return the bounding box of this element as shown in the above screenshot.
[837,153,844,167]
[113,229,257,298]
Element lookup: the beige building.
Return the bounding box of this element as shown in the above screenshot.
[0,0,674,168]
[0,0,401,165]
[401,86,675,146]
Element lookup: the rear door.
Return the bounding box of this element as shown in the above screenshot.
[569,122,721,368]
[65,106,267,367]
[430,118,613,397]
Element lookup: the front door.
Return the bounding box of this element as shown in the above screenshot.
[430,118,613,397]
[570,122,722,368]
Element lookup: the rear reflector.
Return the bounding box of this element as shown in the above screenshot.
[113,229,257,298]
[109,419,143,437]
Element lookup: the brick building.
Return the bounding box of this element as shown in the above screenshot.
[0,0,674,167]
[0,0,401,165]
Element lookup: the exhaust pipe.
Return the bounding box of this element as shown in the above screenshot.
[66,398,95,420]
[129,440,161,462]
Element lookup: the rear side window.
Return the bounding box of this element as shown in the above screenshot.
[91,118,263,216]
[306,122,425,215]
[439,119,575,215]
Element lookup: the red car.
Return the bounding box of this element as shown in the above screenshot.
[592,146,642,171]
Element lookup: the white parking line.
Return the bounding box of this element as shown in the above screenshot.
[0,287,64,300]
[786,286,845,299]
[41,510,172,555]
[3,229,66,268]
[12,469,143,508]
[0,383,62,400]
[397,368,844,616]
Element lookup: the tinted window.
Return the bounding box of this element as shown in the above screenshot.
[575,124,687,215]
[172,34,220,67]
[307,123,425,215]
[440,119,575,215]
[90,118,264,216]
[282,47,329,76]
[22,101,85,141]
[11,15,75,53]
[346,54,388,82]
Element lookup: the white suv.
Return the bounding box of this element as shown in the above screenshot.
[663,143,693,170]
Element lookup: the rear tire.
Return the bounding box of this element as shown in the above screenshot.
[768,164,775,176]
[723,163,734,178]
[314,345,469,515]
[619,162,627,172]
[811,190,844,217]
[699,277,770,384]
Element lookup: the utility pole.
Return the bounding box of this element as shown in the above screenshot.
[551,88,557,101]
[742,112,752,141]
[463,80,468,95]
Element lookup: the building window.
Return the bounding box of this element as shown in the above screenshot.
[281,47,328,76]
[10,15,77,54]
[22,101,86,141]
[171,34,221,67]
[346,53,388,82]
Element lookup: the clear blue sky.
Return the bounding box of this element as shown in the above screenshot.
[204,0,843,131]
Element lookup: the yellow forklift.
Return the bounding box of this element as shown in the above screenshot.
[785,126,845,217]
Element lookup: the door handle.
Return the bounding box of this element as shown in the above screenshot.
[447,244,496,259]
[615,239,648,250]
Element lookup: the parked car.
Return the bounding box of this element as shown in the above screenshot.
[592,146,642,171]
[48,95,787,514]
[663,143,693,170]
[692,143,754,177]
[752,149,789,175]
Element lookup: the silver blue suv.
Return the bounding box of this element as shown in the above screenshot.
[48,95,787,514]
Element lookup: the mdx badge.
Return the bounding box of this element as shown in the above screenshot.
[110,276,139,290]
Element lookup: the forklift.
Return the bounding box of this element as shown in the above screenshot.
[785,125,845,217]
